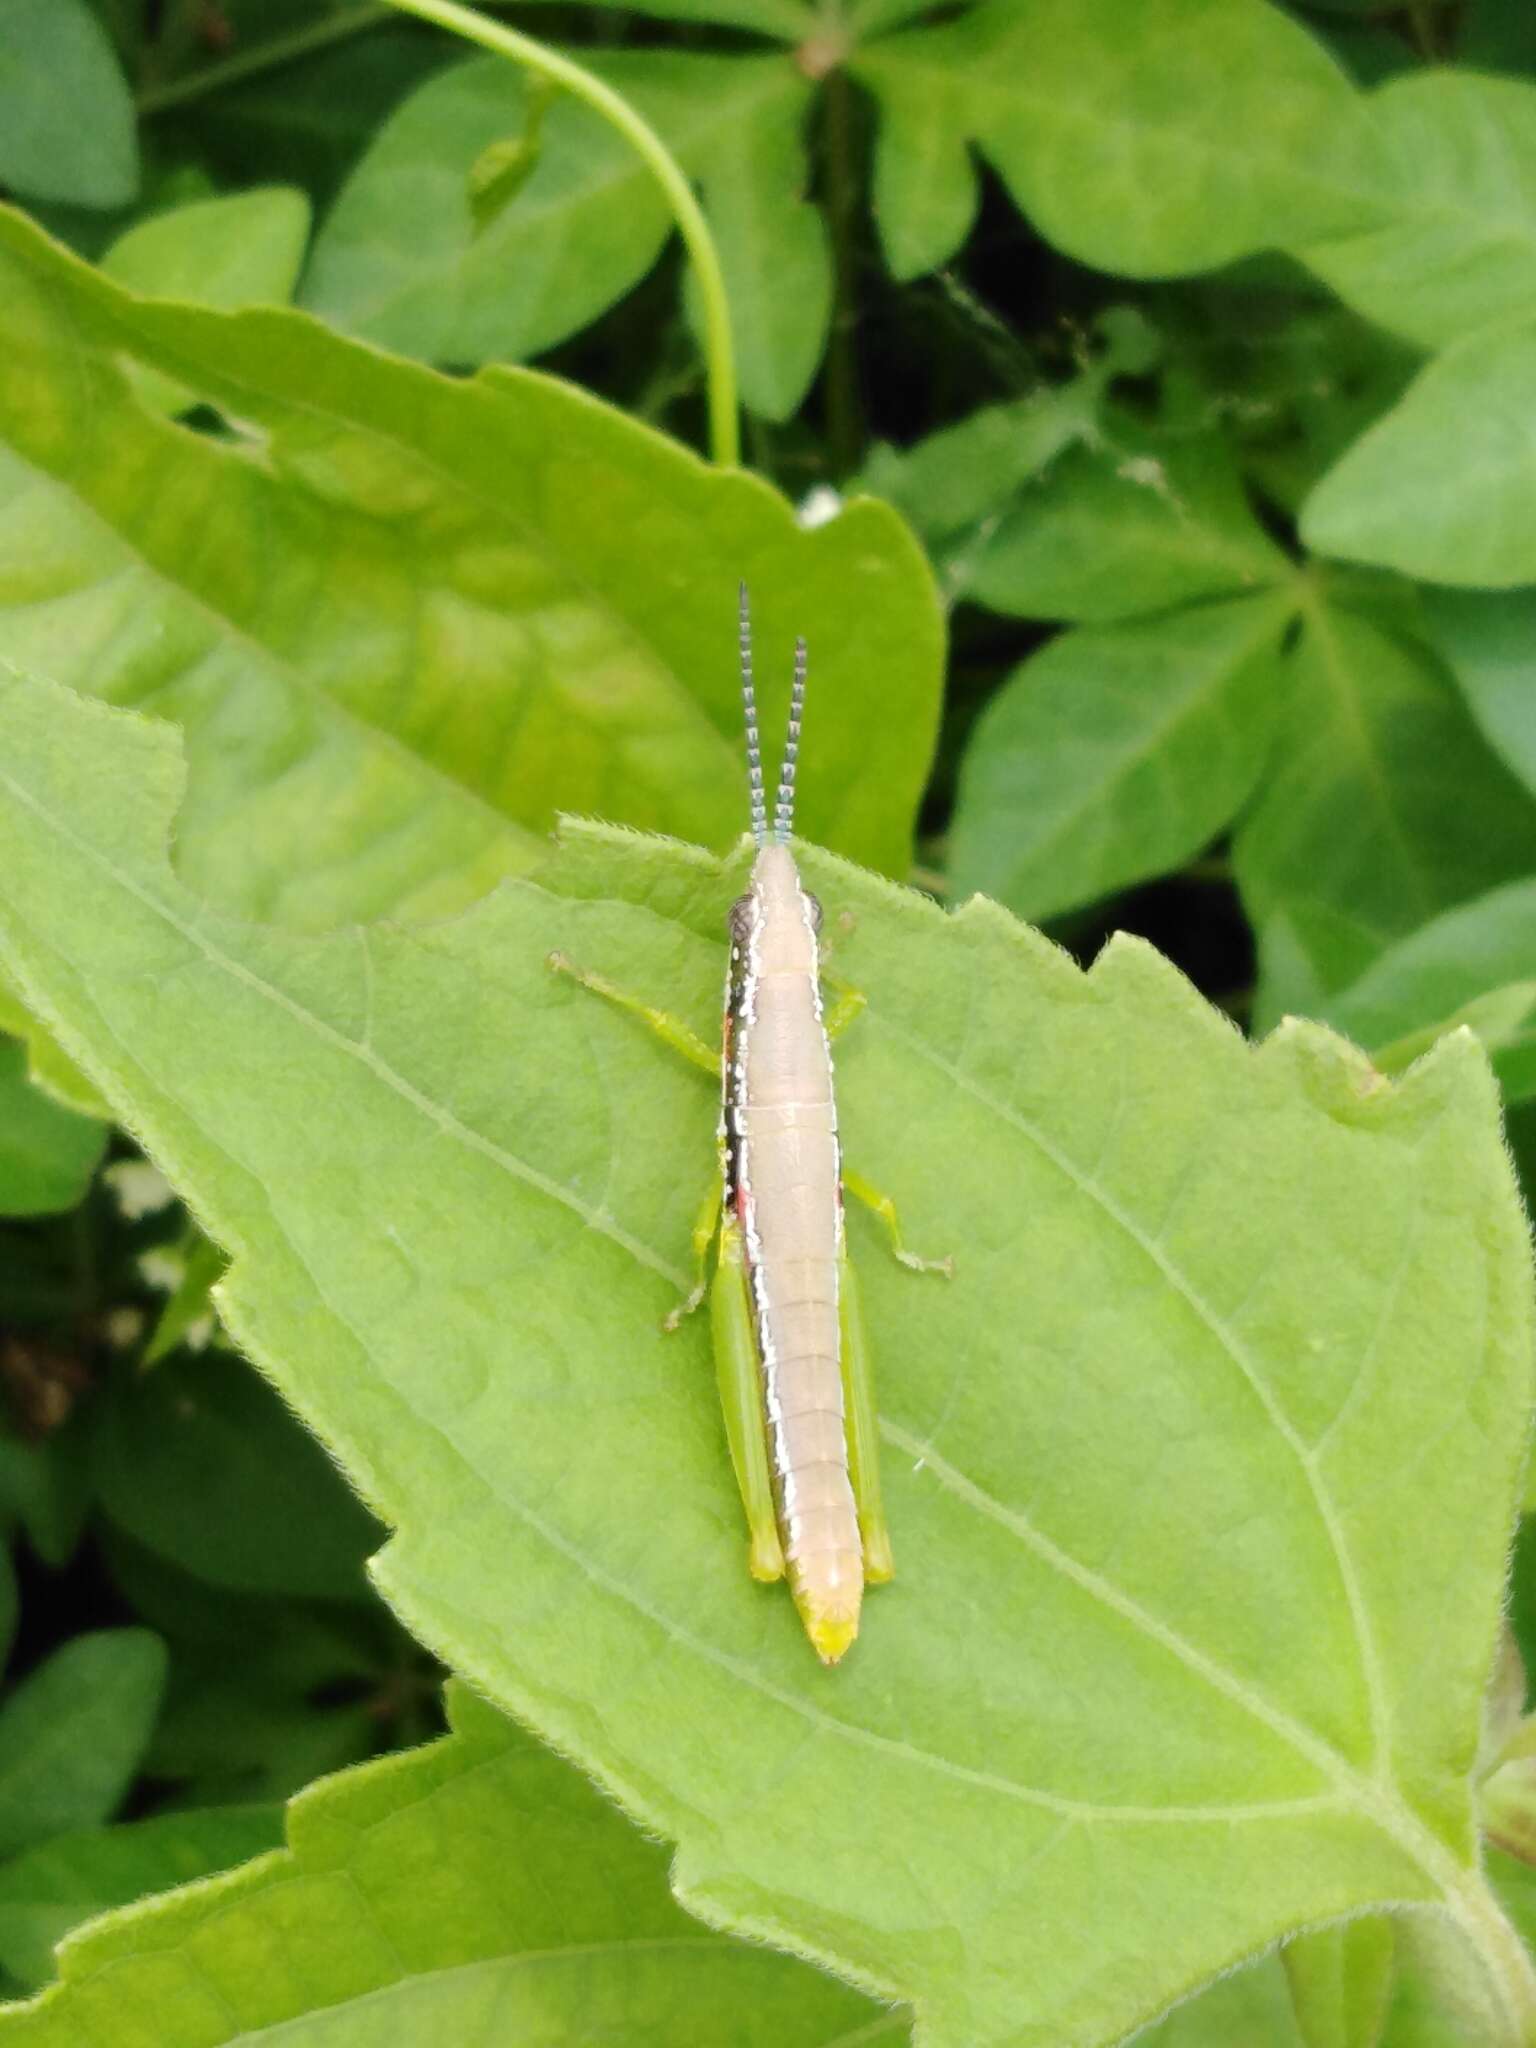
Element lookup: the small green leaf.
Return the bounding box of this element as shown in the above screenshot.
[951,591,1294,920]
[1423,588,1536,801]
[96,1351,383,1601]
[0,0,137,209]
[0,205,940,914]
[0,971,107,1120]
[0,1686,887,2042]
[1305,74,1536,350]
[101,188,310,308]
[304,51,830,420]
[961,432,1291,625]
[141,1230,228,1367]
[1234,603,1536,996]
[1282,1918,1396,2048]
[1,667,1531,2044]
[0,1807,283,1993]
[0,1632,166,1862]
[100,189,312,417]
[1321,881,1536,1105]
[0,1039,103,1218]
[1302,322,1536,588]
[856,0,1388,281]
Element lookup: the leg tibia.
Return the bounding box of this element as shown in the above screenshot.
[838,1250,894,1583]
[711,1216,785,1583]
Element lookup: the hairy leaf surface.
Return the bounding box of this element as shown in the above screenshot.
[0,668,1530,2044]
[0,1683,893,2045]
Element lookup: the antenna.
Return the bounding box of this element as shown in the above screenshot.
[774,636,807,844]
[739,582,767,847]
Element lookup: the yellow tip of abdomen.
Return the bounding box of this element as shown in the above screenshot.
[805,1612,859,1665]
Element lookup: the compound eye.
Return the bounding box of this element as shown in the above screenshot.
[728,894,754,951]
[805,893,824,934]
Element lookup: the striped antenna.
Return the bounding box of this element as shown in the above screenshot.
[773,636,807,844]
[739,582,767,846]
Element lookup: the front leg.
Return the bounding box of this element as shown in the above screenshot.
[547,951,718,1074]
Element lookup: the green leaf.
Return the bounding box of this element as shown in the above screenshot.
[142,1230,228,1367]
[1304,74,1536,350]
[0,1632,166,1862]
[0,1039,104,1218]
[0,670,1532,2045]
[0,0,137,209]
[102,188,310,308]
[960,432,1291,625]
[1302,321,1536,588]
[0,972,107,1120]
[0,205,939,918]
[0,1807,283,1993]
[95,1351,384,1601]
[950,591,1295,921]
[0,1684,889,2043]
[1234,603,1536,997]
[1320,881,1536,1105]
[1283,1919,1396,2048]
[100,188,312,416]
[856,0,1388,281]
[1424,587,1536,801]
[304,51,830,420]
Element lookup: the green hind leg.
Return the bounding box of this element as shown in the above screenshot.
[838,1249,894,1582]
[711,1214,785,1584]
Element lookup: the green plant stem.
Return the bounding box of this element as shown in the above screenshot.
[136,5,392,114]
[1442,1868,1536,2045]
[378,0,740,469]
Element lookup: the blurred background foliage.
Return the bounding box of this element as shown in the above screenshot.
[3,0,1536,2011]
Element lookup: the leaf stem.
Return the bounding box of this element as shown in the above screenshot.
[136,5,392,114]
[1442,1868,1536,2045]
[376,0,740,469]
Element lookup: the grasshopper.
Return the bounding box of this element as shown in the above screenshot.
[551,588,948,1662]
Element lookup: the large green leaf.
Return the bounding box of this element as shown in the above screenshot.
[0,1632,166,1863]
[1424,587,1536,800]
[1234,602,1536,997]
[0,1684,890,2045]
[0,0,137,209]
[1302,322,1536,587]
[950,591,1295,921]
[0,1807,283,1994]
[1304,74,1536,350]
[304,50,829,421]
[0,668,1532,2045]
[0,1039,103,1218]
[856,0,1387,282]
[0,204,939,924]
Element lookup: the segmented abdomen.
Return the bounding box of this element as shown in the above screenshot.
[737,965,861,1645]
